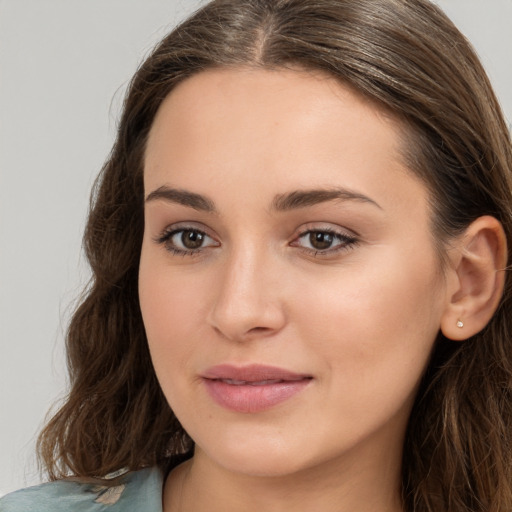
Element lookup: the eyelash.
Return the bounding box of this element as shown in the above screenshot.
[154,227,218,257]
[154,226,359,258]
[292,229,359,257]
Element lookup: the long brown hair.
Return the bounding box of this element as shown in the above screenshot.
[38,1,512,510]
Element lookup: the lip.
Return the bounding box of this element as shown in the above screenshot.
[201,364,313,413]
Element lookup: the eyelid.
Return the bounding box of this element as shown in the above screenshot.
[152,221,358,258]
[154,221,217,240]
[292,222,359,240]
[153,222,220,255]
[290,223,359,256]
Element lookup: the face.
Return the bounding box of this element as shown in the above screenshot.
[139,68,448,478]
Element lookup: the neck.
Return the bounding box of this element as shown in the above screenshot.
[164,443,404,512]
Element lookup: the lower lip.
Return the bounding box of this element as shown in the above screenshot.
[203,378,311,413]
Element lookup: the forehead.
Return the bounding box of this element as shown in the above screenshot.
[146,67,401,149]
[143,67,425,216]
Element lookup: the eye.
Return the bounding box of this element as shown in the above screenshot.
[292,229,358,255]
[155,227,219,255]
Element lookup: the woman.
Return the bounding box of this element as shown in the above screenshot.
[2,0,511,510]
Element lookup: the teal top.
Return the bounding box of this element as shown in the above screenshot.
[0,467,163,512]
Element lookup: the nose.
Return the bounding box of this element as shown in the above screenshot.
[207,246,287,342]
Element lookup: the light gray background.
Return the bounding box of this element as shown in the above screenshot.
[1,0,511,496]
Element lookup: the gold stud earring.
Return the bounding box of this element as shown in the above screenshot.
[456,320,464,328]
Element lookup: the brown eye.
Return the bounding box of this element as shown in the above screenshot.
[179,230,205,249]
[157,228,219,255]
[293,229,358,256]
[309,232,334,250]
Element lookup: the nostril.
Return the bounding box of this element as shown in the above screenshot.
[248,326,272,334]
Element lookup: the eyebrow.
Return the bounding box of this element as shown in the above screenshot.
[145,186,217,213]
[271,188,382,211]
[144,185,381,212]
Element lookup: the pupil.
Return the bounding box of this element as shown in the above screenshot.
[310,232,333,250]
[182,230,204,249]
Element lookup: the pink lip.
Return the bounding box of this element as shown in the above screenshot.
[201,364,312,413]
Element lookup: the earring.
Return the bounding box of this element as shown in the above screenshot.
[456,320,464,328]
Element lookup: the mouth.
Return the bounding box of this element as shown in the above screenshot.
[201,364,313,413]
[215,378,305,386]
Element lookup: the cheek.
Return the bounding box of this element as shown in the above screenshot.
[289,247,444,404]
[140,271,205,333]
[138,249,208,380]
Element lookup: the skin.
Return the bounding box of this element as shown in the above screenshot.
[139,67,453,512]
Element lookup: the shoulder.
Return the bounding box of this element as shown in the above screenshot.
[0,467,163,512]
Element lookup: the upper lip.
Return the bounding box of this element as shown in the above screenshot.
[202,364,312,382]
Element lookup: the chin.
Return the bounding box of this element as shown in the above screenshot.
[213,449,310,478]
[194,428,324,478]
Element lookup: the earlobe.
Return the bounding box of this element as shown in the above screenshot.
[440,216,507,341]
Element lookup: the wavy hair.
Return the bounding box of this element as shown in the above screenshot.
[38,1,512,510]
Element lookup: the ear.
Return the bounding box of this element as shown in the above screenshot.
[441,216,507,341]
